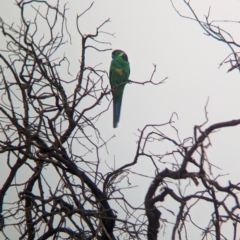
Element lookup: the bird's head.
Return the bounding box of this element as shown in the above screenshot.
[112,49,128,61]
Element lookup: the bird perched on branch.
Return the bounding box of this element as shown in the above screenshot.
[109,50,130,128]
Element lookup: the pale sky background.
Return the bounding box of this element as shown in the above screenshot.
[1,0,240,239]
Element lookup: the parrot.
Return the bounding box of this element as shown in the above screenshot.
[109,50,130,128]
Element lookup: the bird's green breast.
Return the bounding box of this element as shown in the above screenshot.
[110,59,129,100]
[110,59,130,85]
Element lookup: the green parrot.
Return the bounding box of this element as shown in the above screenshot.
[109,50,130,128]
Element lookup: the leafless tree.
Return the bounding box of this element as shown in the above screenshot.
[0,1,240,240]
[171,0,240,73]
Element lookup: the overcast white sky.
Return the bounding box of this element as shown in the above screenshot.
[1,0,240,239]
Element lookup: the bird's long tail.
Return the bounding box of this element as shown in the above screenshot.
[113,98,123,128]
